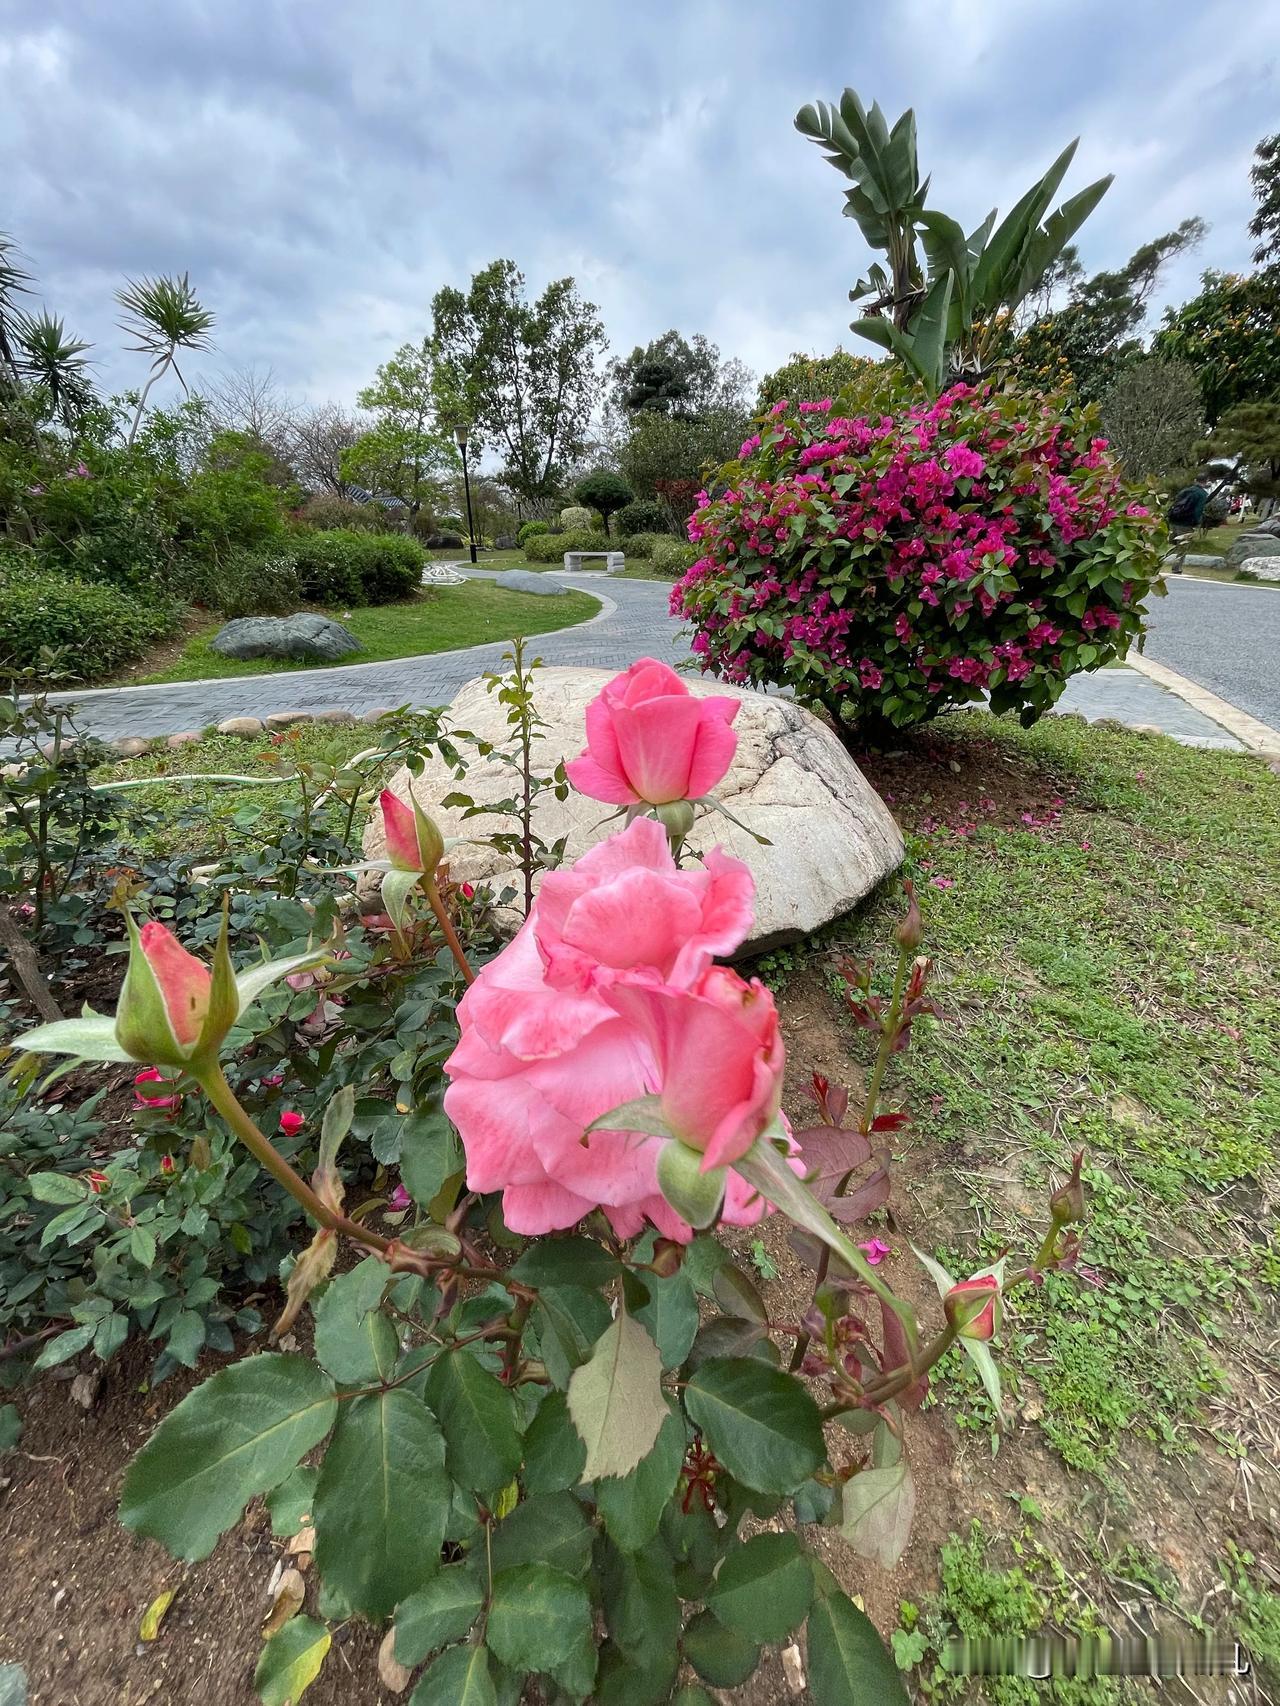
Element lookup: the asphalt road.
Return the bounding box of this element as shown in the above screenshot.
[1142,575,1280,735]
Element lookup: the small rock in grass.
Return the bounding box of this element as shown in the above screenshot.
[216,716,264,737]
[360,707,394,723]
[494,569,568,597]
[111,736,151,758]
[265,711,312,731]
[165,731,202,749]
[312,709,355,724]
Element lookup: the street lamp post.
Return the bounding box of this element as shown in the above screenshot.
[454,423,478,565]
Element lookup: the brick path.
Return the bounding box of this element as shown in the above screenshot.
[32,569,1266,754]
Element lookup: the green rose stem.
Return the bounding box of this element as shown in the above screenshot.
[824,1323,959,1419]
[789,942,912,1374]
[422,876,476,985]
[198,1061,393,1257]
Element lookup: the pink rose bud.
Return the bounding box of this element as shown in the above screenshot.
[160,1153,175,1174]
[944,1272,1002,1342]
[895,879,923,952]
[86,1169,109,1194]
[460,883,475,900]
[379,789,444,875]
[565,658,739,807]
[279,1110,305,1138]
[116,919,212,1067]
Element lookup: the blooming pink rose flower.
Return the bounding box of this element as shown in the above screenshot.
[565,658,739,807]
[604,967,784,1170]
[443,818,783,1240]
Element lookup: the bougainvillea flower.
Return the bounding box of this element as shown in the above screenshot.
[565,658,739,806]
[379,789,445,875]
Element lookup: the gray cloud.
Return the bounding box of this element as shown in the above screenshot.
[2,0,1276,413]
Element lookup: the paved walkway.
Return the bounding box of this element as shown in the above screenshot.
[33,567,1274,755]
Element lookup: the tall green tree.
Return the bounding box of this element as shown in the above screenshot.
[609,331,752,419]
[1196,402,1280,506]
[116,273,215,448]
[1152,269,1280,423]
[346,339,455,519]
[1015,220,1207,401]
[1099,359,1204,484]
[430,260,605,506]
[756,348,872,409]
[1249,133,1280,269]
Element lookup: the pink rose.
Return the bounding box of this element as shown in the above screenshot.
[379,789,444,874]
[116,920,212,1066]
[443,817,780,1240]
[565,658,739,807]
[604,967,784,1169]
[279,1110,305,1138]
[944,1272,1002,1341]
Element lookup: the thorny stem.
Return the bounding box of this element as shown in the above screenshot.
[200,1061,392,1256]
[790,944,912,1374]
[423,878,476,985]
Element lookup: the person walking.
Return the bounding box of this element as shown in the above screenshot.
[1166,476,1211,572]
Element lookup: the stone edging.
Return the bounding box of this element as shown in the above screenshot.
[1127,652,1280,757]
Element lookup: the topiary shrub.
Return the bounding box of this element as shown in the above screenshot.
[616,498,669,538]
[650,536,698,577]
[525,528,611,563]
[0,562,175,681]
[517,520,550,546]
[290,530,424,605]
[558,504,595,532]
[573,468,633,534]
[671,378,1165,729]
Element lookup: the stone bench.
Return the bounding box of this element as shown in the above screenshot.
[563,550,625,575]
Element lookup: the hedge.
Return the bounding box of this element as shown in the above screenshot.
[289,530,424,604]
[0,564,175,681]
[525,528,611,563]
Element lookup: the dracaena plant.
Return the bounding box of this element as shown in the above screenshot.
[11,665,1095,1704]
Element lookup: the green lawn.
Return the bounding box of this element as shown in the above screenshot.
[117,581,601,686]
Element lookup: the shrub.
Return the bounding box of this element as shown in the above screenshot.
[558,504,595,532]
[423,531,463,550]
[525,527,610,563]
[620,531,658,558]
[290,530,424,605]
[672,377,1164,728]
[182,547,302,617]
[616,498,669,537]
[0,562,174,680]
[650,536,698,577]
[517,519,550,546]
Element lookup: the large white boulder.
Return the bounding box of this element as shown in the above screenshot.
[1237,556,1280,582]
[366,668,904,951]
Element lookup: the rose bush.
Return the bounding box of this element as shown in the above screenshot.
[671,373,1166,729]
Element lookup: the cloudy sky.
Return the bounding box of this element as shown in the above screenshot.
[3,0,1276,411]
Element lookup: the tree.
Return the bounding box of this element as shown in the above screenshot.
[1099,359,1204,484]
[116,273,215,447]
[348,339,456,519]
[14,311,95,429]
[796,88,1113,387]
[289,403,364,497]
[1249,133,1280,269]
[756,348,873,409]
[0,232,34,396]
[431,260,606,506]
[1196,402,1280,507]
[1014,220,1207,401]
[1152,270,1280,424]
[616,407,751,530]
[204,365,297,451]
[573,469,632,534]
[608,331,753,419]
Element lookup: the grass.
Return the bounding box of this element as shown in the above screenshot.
[115,581,601,686]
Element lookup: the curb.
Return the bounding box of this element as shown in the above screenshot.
[1127,652,1280,757]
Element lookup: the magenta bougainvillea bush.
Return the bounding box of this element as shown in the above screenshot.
[670,375,1166,729]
